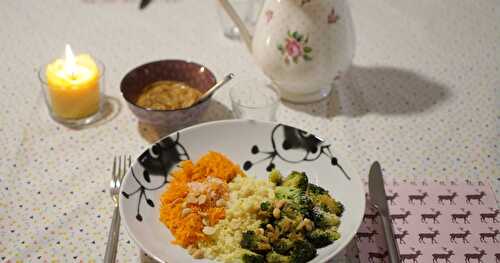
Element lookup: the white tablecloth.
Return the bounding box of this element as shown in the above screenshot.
[1,0,498,261]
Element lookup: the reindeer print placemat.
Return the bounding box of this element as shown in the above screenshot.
[356,179,499,263]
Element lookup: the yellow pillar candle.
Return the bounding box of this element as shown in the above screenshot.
[46,45,100,119]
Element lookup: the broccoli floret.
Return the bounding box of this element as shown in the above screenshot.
[258,201,274,219]
[242,251,265,263]
[306,228,340,248]
[276,186,313,216]
[269,169,283,185]
[241,230,272,254]
[275,186,301,200]
[260,201,271,211]
[296,195,313,214]
[273,238,294,254]
[334,202,344,216]
[316,196,344,216]
[307,185,344,216]
[282,171,308,191]
[281,204,301,219]
[266,251,291,263]
[290,240,317,263]
[307,183,327,195]
[276,216,297,234]
[281,199,312,219]
[317,195,339,214]
[309,206,340,228]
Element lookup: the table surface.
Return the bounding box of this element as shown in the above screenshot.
[1,0,498,262]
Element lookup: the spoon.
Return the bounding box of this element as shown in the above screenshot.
[196,73,235,105]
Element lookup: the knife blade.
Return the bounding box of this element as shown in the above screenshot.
[369,162,390,214]
[368,162,400,263]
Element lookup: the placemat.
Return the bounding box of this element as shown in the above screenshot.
[357,178,499,263]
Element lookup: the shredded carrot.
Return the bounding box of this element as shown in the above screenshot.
[159,151,243,247]
[207,207,226,226]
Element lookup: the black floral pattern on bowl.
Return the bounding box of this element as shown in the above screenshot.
[123,123,349,222]
[122,133,189,221]
[243,124,350,180]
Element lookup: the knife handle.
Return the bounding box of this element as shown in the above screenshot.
[381,215,400,263]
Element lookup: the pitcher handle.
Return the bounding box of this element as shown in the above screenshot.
[218,0,253,51]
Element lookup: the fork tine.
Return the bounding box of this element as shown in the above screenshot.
[127,155,132,173]
[118,156,122,184]
[122,155,127,179]
[112,156,118,188]
[112,156,117,181]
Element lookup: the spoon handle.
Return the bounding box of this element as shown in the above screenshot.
[197,73,235,103]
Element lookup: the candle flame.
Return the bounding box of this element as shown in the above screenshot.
[64,44,77,77]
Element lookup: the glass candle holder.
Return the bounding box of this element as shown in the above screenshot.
[38,57,105,126]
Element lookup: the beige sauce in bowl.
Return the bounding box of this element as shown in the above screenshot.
[136,81,202,110]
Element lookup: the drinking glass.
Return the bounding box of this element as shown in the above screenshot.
[216,0,263,39]
[230,84,279,121]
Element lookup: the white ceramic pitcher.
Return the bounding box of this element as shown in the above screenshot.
[219,0,355,103]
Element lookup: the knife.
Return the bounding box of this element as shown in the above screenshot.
[368,162,400,263]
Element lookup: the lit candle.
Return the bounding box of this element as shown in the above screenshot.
[46,44,100,119]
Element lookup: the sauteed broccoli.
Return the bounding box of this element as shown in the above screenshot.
[240,170,343,263]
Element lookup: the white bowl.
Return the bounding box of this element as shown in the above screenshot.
[119,119,365,262]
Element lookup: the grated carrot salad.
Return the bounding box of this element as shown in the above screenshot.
[159,151,243,247]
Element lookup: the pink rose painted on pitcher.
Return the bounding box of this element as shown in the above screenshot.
[286,39,302,57]
[277,30,313,65]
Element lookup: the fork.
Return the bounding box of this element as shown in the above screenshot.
[104,155,131,263]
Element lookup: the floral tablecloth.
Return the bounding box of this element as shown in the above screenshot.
[1,0,498,262]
